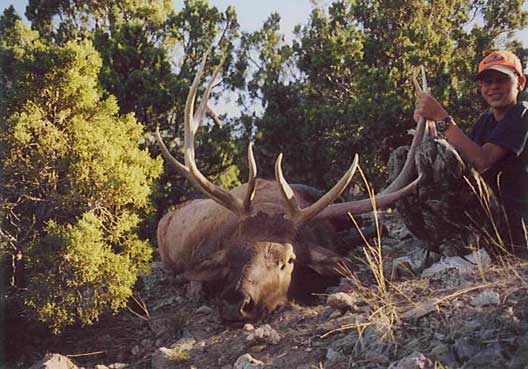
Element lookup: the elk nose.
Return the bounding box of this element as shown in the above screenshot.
[221,290,256,321]
[239,295,255,316]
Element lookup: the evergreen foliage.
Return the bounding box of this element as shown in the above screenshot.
[0,19,161,332]
[236,0,528,188]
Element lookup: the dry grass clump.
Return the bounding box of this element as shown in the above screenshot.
[329,166,402,342]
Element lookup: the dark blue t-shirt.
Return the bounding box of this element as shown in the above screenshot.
[469,101,528,237]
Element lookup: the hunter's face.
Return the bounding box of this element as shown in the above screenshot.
[479,70,522,110]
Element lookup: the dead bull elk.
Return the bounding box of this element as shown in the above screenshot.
[156,51,423,323]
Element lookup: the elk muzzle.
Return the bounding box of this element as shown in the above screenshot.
[220,288,260,322]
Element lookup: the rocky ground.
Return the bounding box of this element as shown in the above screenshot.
[10,211,528,369]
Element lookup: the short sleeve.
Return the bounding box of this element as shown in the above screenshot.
[488,104,528,156]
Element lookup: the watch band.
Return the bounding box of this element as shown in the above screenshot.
[436,116,453,134]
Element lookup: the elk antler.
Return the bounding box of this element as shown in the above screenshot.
[275,153,359,226]
[275,68,431,224]
[382,67,430,195]
[156,48,257,216]
[311,175,422,220]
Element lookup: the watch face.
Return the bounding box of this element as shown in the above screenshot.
[436,119,448,133]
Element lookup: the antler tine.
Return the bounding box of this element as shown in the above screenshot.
[155,126,193,182]
[420,66,438,137]
[296,154,359,225]
[184,48,210,157]
[412,70,422,93]
[381,68,429,195]
[193,53,225,135]
[243,143,257,212]
[275,153,302,220]
[275,154,360,227]
[421,66,429,94]
[156,126,228,203]
[381,117,425,195]
[158,48,256,216]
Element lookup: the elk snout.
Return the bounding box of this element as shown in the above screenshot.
[220,289,258,322]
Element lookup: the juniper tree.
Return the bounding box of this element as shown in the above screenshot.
[0,18,162,332]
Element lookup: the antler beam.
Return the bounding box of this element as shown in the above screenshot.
[156,48,256,217]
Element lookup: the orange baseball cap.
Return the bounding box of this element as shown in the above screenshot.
[477,50,525,83]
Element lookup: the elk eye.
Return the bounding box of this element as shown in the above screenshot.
[280,257,295,270]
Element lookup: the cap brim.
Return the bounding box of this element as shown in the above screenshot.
[477,65,517,80]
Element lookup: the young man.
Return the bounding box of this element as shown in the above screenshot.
[414,50,528,251]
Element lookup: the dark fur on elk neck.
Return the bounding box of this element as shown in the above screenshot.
[235,211,297,242]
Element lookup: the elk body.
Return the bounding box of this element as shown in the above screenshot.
[156,50,425,323]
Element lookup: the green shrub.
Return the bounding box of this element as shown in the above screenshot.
[0,22,162,332]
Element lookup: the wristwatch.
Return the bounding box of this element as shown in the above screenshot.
[436,115,453,134]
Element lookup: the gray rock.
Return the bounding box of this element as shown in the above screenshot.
[233,354,265,369]
[454,337,480,362]
[429,343,457,368]
[28,354,79,369]
[196,305,215,314]
[151,346,191,369]
[470,291,500,307]
[327,292,358,311]
[246,324,280,345]
[243,324,255,331]
[325,348,346,367]
[388,351,434,369]
[462,345,506,369]
[507,333,528,369]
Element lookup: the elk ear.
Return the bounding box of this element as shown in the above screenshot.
[304,244,351,277]
[184,250,229,281]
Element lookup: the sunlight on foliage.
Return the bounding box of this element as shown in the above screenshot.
[0,22,162,332]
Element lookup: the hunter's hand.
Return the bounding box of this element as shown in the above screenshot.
[414,92,449,122]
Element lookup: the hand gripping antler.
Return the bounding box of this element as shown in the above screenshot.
[156,48,257,216]
[274,68,430,224]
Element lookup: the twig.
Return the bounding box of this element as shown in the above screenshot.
[66,351,105,358]
[127,293,151,321]
[320,321,370,339]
